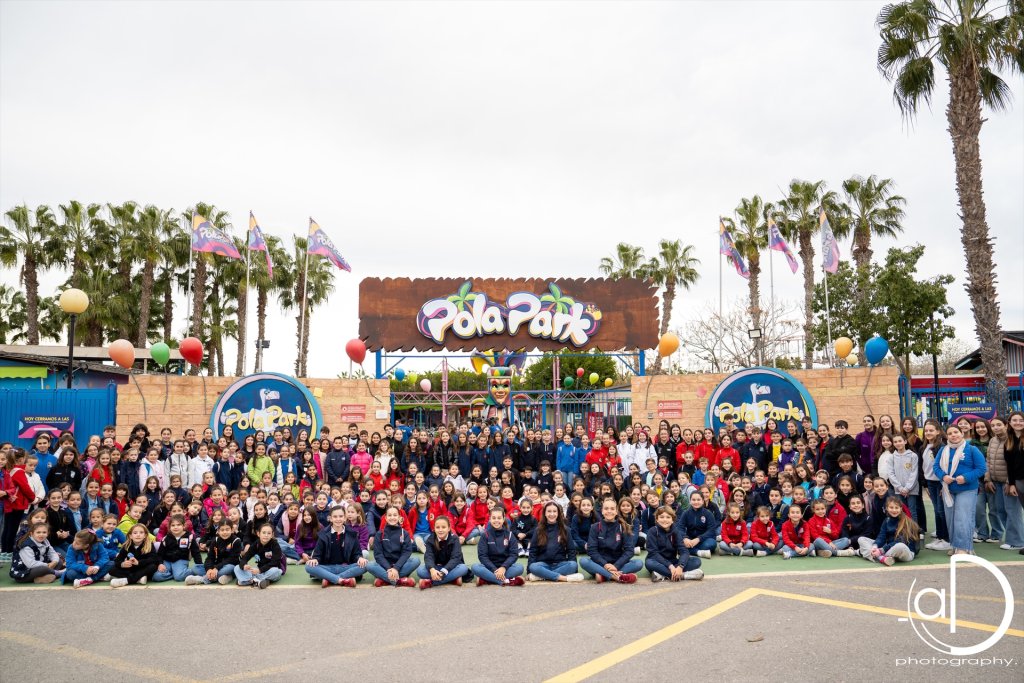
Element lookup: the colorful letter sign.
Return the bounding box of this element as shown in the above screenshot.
[705,368,817,431]
[210,373,322,440]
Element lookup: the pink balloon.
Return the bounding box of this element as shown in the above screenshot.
[108,339,135,369]
[420,378,432,392]
[576,367,585,377]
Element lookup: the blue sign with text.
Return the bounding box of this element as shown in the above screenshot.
[705,367,818,431]
[210,373,322,441]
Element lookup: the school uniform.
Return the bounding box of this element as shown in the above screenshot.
[527,523,577,581]
[153,532,203,582]
[472,525,524,585]
[749,519,780,554]
[110,542,160,584]
[366,524,419,584]
[579,520,642,580]
[192,534,242,583]
[644,525,702,577]
[63,543,114,584]
[417,532,468,585]
[304,526,367,584]
[10,536,61,583]
[236,538,284,585]
[676,507,718,553]
[780,519,811,559]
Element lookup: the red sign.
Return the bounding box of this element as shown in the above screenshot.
[587,412,605,437]
[340,404,366,422]
[657,400,683,419]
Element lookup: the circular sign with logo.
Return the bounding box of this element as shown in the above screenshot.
[704,367,817,431]
[210,372,322,441]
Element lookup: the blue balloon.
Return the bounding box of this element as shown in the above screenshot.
[864,336,889,366]
[394,368,406,381]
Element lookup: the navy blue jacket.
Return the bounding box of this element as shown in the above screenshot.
[214,459,245,491]
[477,526,520,572]
[646,525,692,569]
[470,446,490,472]
[587,519,635,569]
[423,533,464,572]
[311,526,362,565]
[569,513,596,552]
[456,448,472,477]
[528,523,573,565]
[325,449,351,484]
[874,515,918,554]
[373,524,414,570]
[488,443,509,471]
[677,506,718,542]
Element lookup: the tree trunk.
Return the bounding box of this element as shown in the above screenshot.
[209,279,221,377]
[136,259,155,347]
[660,280,675,337]
[254,286,267,373]
[162,277,173,342]
[301,305,311,378]
[747,254,762,365]
[293,270,306,377]
[851,222,873,272]
[234,279,247,376]
[190,256,206,376]
[799,229,814,369]
[22,256,40,345]
[118,254,133,340]
[947,65,1008,410]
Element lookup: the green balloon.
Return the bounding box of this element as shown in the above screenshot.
[151,342,170,367]
[563,376,574,388]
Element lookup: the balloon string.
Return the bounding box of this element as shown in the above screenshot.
[201,371,207,413]
[862,365,873,415]
[163,370,169,412]
[132,372,148,421]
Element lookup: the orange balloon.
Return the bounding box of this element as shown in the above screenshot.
[658,333,680,357]
[108,339,135,369]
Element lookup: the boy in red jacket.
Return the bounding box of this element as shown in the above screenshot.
[718,503,753,556]
[750,506,780,556]
[806,500,857,557]
[781,505,811,559]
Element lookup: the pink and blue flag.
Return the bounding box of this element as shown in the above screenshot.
[307,218,351,272]
[191,213,241,259]
[248,212,273,278]
[820,210,840,274]
[768,218,799,274]
[719,218,749,280]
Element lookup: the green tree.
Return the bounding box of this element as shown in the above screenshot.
[0,285,27,343]
[520,351,618,391]
[156,212,190,342]
[836,175,906,273]
[812,245,954,375]
[598,243,647,279]
[731,196,771,363]
[877,0,1021,408]
[644,239,700,337]
[54,201,105,290]
[777,179,844,369]
[280,236,335,377]
[125,205,173,346]
[1,204,57,344]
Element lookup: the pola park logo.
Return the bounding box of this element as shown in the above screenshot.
[903,555,1015,656]
[210,372,322,441]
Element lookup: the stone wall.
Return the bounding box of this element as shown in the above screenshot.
[631,366,901,428]
[116,375,391,443]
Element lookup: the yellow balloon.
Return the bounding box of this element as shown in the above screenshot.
[604,378,613,388]
[589,372,599,385]
[834,336,854,359]
[658,333,680,357]
[846,353,858,366]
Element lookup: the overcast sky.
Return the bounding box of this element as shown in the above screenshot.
[2,1,1022,378]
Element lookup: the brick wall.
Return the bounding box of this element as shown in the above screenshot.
[116,375,391,443]
[630,366,901,428]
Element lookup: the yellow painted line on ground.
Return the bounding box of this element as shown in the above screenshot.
[543,588,762,683]
[0,630,199,683]
[701,558,1024,582]
[755,588,1024,638]
[204,584,680,683]
[795,579,1024,605]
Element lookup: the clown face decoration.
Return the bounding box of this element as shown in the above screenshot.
[487,368,513,407]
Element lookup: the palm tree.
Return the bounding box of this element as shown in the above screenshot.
[55,201,105,289]
[126,205,172,346]
[0,285,27,343]
[598,243,647,279]
[778,179,842,369]
[156,213,190,342]
[732,196,771,364]
[837,175,906,272]
[1,204,57,344]
[106,201,139,340]
[280,236,335,377]
[644,240,700,337]
[877,0,1020,406]
[254,235,291,374]
[185,203,231,373]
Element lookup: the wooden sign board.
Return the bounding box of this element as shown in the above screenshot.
[359,278,660,352]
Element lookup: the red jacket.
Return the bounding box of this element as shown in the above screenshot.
[719,518,749,545]
[806,514,840,542]
[749,519,779,547]
[717,447,740,470]
[825,502,847,531]
[781,519,810,549]
[674,442,695,468]
[586,447,607,467]
[469,499,490,527]
[501,497,521,519]
[428,499,448,521]
[378,508,413,535]
[2,467,33,512]
[448,505,473,538]
[694,442,718,468]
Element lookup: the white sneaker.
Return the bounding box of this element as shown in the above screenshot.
[517,549,528,557]
[837,549,857,557]
[985,538,1000,544]
[930,532,937,538]
[1000,544,1024,550]
[650,571,666,582]
[110,578,129,588]
[926,540,952,551]
[217,574,233,585]
[633,547,641,556]
[564,573,585,582]
[138,576,147,585]
[755,551,766,557]
[683,568,704,580]
[740,549,754,557]
[286,558,298,565]
[527,573,541,582]
[184,575,203,585]
[696,550,711,559]
[414,536,426,553]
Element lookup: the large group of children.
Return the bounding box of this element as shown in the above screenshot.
[1,408,1022,590]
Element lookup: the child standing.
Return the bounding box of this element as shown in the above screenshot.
[472,507,525,586]
[109,524,159,587]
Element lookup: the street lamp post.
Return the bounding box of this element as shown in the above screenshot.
[58,288,89,389]
[748,328,763,366]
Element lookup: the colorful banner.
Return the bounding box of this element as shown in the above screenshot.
[247,212,273,277]
[947,403,997,421]
[191,213,241,259]
[308,218,351,272]
[705,367,818,431]
[18,415,74,439]
[210,372,322,441]
[768,218,799,273]
[719,218,749,279]
[820,210,840,274]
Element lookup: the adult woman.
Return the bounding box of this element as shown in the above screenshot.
[527,502,583,582]
[932,423,987,554]
[987,417,1024,550]
[578,497,641,583]
[1005,411,1024,554]
[921,419,950,552]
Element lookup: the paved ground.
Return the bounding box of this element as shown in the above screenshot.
[1,560,1021,682]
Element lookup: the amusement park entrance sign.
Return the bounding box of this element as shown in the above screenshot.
[359,278,659,352]
[705,367,818,432]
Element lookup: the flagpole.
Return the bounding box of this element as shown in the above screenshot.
[299,227,310,377]
[718,218,723,369]
[769,247,775,367]
[823,263,834,367]
[186,213,194,338]
[244,236,250,375]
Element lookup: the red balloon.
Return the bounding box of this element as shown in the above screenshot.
[108,339,135,369]
[180,337,204,365]
[576,367,585,377]
[346,338,367,365]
